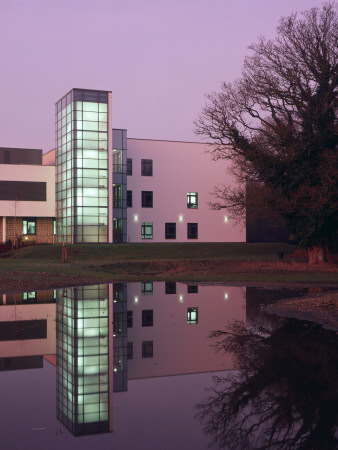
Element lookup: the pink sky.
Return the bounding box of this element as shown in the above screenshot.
[0,0,324,152]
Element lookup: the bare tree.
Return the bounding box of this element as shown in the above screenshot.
[195,2,338,263]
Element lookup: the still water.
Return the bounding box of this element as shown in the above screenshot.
[0,283,337,449]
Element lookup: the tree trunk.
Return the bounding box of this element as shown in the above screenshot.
[307,244,329,264]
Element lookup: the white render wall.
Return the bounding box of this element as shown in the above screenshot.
[0,164,55,217]
[126,139,245,242]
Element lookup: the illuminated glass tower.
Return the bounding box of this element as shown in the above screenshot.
[56,284,113,435]
[55,89,112,243]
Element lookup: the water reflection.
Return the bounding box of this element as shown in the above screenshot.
[197,319,338,449]
[0,283,246,440]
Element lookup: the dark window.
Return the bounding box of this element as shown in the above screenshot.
[141,159,153,176]
[0,181,46,201]
[187,192,198,209]
[187,223,198,239]
[165,282,176,294]
[187,307,198,324]
[0,320,47,341]
[127,158,132,175]
[127,342,133,360]
[187,285,198,294]
[4,151,10,164]
[113,313,123,337]
[165,222,176,239]
[113,283,123,302]
[142,341,153,358]
[127,190,132,207]
[127,311,133,328]
[22,218,36,235]
[113,184,123,208]
[142,191,153,208]
[141,222,153,239]
[141,282,153,295]
[142,310,153,327]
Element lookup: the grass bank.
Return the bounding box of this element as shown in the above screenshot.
[0,243,337,292]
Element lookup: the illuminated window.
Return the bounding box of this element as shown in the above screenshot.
[142,341,153,358]
[127,158,132,175]
[22,218,36,235]
[187,285,198,293]
[142,282,153,295]
[141,222,153,239]
[127,190,132,207]
[187,307,198,324]
[53,218,56,235]
[141,191,153,208]
[187,192,198,209]
[141,159,153,176]
[187,223,198,239]
[165,222,176,239]
[142,310,153,327]
[165,282,176,294]
[23,291,37,303]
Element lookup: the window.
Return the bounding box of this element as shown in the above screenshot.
[127,190,132,208]
[165,282,176,294]
[127,311,133,328]
[142,191,153,208]
[187,285,198,294]
[23,292,37,303]
[141,159,153,176]
[113,283,123,302]
[187,192,198,209]
[142,341,153,358]
[165,222,176,239]
[142,310,153,327]
[187,223,198,239]
[127,158,132,175]
[141,222,153,239]
[53,218,56,235]
[141,282,153,295]
[113,184,123,208]
[127,342,133,360]
[187,307,198,324]
[22,218,36,235]
[113,313,123,337]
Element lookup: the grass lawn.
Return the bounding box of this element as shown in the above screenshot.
[0,242,337,291]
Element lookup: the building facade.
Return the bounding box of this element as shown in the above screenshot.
[0,88,245,245]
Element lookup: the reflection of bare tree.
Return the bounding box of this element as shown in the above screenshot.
[197,320,338,449]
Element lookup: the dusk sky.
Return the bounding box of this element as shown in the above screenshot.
[1,0,324,153]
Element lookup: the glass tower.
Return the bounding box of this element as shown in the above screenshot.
[56,284,113,435]
[55,89,112,243]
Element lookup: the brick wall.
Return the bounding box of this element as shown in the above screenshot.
[5,217,55,244]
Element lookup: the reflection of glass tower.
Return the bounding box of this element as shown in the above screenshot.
[56,284,113,435]
[55,88,112,243]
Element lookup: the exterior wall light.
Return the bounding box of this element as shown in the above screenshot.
[224,216,229,223]
[134,214,138,222]
[179,295,184,302]
[224,293,229,300]
[134,296,139,303]
[179,215,183,222]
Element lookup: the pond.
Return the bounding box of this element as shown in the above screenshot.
[0,283,337,449]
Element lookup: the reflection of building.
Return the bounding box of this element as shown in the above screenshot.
[125,283,246,378]
[0,87,245,244]
[56,284,114,436]
[0,290,56,370]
